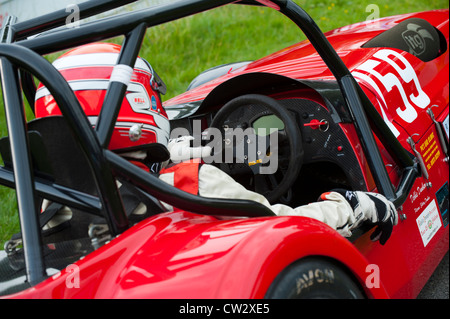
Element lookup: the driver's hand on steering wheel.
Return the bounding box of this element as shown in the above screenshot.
[168,136,212,162]
[321,189,398,245]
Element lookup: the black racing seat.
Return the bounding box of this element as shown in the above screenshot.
[362,17,446,62]
[0,116,164,242]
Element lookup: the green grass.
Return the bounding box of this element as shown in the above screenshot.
[0,0,448,246]
[141,0,448,100]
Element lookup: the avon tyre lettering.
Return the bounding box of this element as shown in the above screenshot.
[353,48,430,126]
[296,268,335,294]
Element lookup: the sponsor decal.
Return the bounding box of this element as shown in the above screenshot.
[416,199,442,247]
[419,131,441,171]
[151,95,157,111]
[409,182,427,204]
[126,83,151,112]
[436,182,449,227]
[402,23,434,56]
[442,114,449,141]
[127,92,150,110]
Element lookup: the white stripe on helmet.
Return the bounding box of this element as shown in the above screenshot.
[52,52,151,73]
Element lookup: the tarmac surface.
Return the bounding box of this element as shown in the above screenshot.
[417,251,449,299]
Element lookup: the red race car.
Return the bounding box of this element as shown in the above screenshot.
[0,0,448,299]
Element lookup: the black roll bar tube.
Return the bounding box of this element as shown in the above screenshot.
[16,0,236,55]
[0,58,46,286]
[270,0,417,205]
[0,43,129,236]
[96,23,147,148]
[12,0,416,206]
[11,0,416,202]
[0,167,103,215]
[106,150,276,217]
[11,0,140,41]
[0,0,419,290]
[14,0,237,116]
[5,0,139,112]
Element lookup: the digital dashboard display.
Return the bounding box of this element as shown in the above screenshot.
[252,115,284,136]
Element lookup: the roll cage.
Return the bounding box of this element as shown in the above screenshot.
[0,0,419,287]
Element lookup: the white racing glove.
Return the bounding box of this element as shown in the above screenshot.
[168,136,212,162]
[322,189,398,245]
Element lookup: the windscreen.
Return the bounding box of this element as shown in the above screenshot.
[0,0,173,27]
[0,0,87,26]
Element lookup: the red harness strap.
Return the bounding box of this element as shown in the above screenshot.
[159,161,200,195]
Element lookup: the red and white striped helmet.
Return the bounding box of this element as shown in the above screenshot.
[35,42,170,160]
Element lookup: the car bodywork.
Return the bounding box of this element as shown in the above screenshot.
[164,5,450,298]
[0,0,448,299]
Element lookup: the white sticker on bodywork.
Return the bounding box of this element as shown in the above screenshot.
[442,114,449,141]
[416,199,442,247]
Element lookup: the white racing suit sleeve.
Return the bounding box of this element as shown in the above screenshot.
[196,164,356,237]
[158,172,175,212]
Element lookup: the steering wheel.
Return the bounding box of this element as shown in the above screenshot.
[209,94,303,204]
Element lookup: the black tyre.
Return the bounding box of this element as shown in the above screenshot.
[265,257,365,299]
